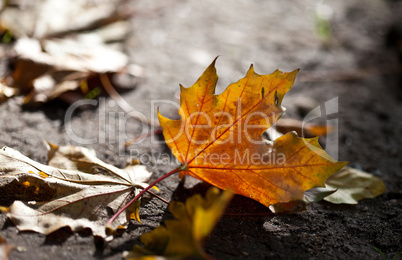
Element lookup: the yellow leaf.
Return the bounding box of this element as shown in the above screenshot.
[127,187,233,259]
[159,59,347,207]
[0,206,9,213]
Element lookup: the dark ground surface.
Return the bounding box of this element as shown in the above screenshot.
[1,0,402,259]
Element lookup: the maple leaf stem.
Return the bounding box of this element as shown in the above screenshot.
[106,166,183,230]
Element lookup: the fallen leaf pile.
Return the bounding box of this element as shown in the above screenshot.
[0,0,142,105]
[0,143,152,237]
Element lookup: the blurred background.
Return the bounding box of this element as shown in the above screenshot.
[0,0,401,259]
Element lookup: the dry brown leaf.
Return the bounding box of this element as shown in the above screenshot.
[0,0,141,105]
[0,0,125,38]
[270,166,385,211]
[8,37,129,104]
[274,118,333,138]
[324,166,386,204]
[0,144,152,238]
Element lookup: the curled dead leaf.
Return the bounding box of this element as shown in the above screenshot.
[0,0,142,106]
[324,166,386,204]
[0,144,152,238]
[270,166,386,211]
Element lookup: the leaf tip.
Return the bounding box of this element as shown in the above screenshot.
[0,206,9,213]
[44,140,57,150]
[157,107,171,127]
[246,64,256,76]
[287,68,300,83]
[156,107,163,120]
[212,55,219,65]
[206,56,219,73]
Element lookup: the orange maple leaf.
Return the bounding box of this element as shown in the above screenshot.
[158,59,347,207]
